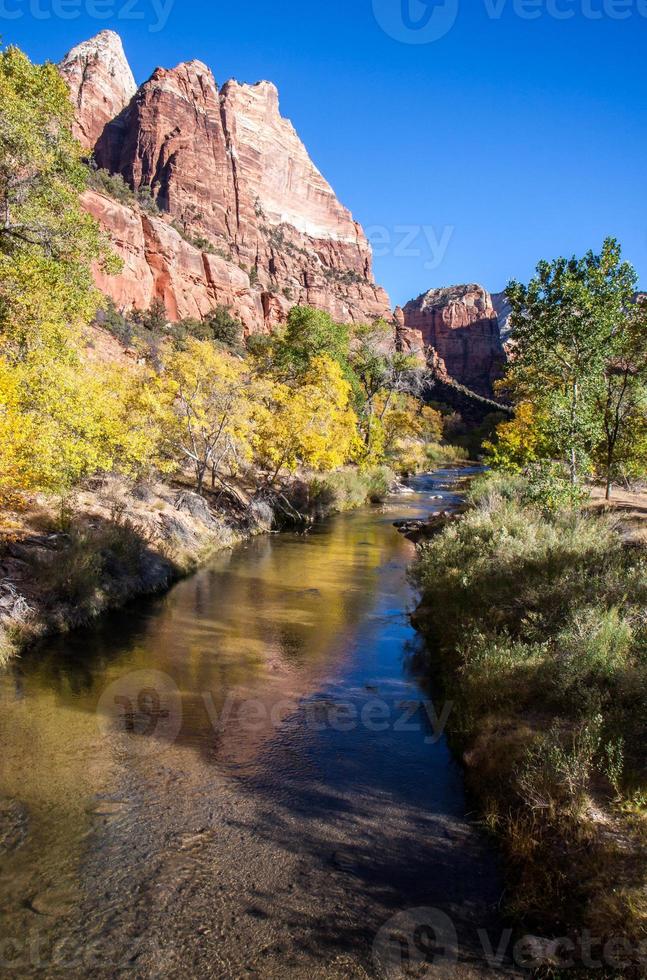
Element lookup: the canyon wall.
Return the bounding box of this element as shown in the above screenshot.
[59,32,391,336]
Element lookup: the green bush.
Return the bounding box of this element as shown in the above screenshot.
[522,460,590,513]
[136,184,160,215]
[172,306,243,353]
[88,167,135,205]
[310,465,394,513]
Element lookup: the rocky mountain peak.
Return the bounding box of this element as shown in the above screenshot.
[58,30,136,148]
[59,31,391,334]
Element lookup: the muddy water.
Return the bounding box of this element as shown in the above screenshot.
[0,469,510,978]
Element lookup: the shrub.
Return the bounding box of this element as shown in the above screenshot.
[310,465,394,513]
[412,480,647,942]
[88,167,135,206]
[522,460,590,513]
[97,298,133,346]
[136,185,160,215]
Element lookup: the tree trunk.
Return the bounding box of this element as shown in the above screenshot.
[569,380,579,486]
[195,464,206,496]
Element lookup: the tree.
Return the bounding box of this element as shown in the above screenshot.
[483,402,542,473]
[594,297,647,498]
[0,44,117,359]
[130,298,168,336]
[163,339,254,495]
[253,355,359,483]
[259,306,352,382]
[0,354,170,500]
[0,43,141,501]
[350,319,419,460]
[506,239,638,486]
[206,305,244,352]
[173,306,243,353]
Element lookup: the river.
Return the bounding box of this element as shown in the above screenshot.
[0,469,512,978]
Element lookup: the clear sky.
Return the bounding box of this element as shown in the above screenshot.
[10,0,647,306]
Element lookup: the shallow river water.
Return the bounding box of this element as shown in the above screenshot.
[0,469,513,978]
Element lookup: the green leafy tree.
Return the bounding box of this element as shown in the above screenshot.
[350,319,417,455]
[263,306,352,381]
[594,296,647,497]
[206,305,244,351]
[0,44,117,359]
[506,238,638,486]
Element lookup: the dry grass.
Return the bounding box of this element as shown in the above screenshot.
[412,473,647,966]
[0,475,243,660]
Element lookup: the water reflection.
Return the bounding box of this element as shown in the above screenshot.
[0,469,500,977]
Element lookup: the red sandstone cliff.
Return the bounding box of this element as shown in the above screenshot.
[402,285,505,397]
[58,30,137,149]
[59,33,391,336]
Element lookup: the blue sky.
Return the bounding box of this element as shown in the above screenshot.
[11,0,647,306]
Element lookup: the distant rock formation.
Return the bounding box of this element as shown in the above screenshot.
[402,284,506,397]
[59,33,392,336]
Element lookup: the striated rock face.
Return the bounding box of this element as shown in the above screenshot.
[60,31,508,390]
[82,191,282,334]
[403,285,505,396]
[59,34,391,333]
[58,31,136,149]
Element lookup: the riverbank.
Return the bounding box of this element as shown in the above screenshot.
[410,472,647,975]
[0,465,395,665]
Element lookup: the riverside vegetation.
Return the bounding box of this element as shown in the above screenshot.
[0,43,464,662]
[412,240,646,972]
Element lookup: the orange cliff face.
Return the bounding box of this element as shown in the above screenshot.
[59,32,393,336]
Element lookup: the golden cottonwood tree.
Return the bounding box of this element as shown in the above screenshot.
[0,43,128,499]
[0,356,171,500]
[0,45,117,356]
[163,339,256,494]
[254,355,360,483]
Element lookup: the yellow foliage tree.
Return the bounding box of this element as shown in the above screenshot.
[254,355,360,483]
[162,339,255,494]
[0,355,171,502]
[483,401,542,473]
[381,394,443,452]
